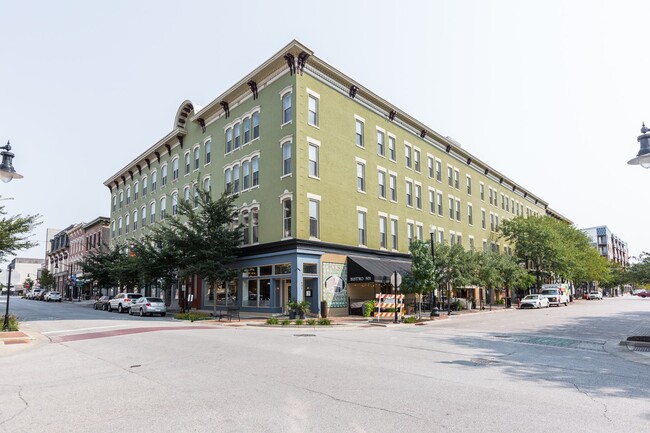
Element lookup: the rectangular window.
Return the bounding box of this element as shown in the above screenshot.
[172,193,178,216]
[480,183,485,201]
[282,142,292,176]
[233,165,240,193]
[193,185,199,208]
[390,174,397,201]
[455,199,461,221]
[407,222,414,245]
[415,184,422,210]
[308,95,319,126]
[243,117,251,144]
[490,213,495,231]
[141,207,146,227]
[243,161,250,190]
[225,168,232,193]
[406,181,413,207]
[414,149,421,172]
[357,162,365,192]
[172,159,179,180]
[133,211,138,230]
[417,224,423,241]
[468,204,473,225]
[283,199,292,237]
[358,211,367,246]
[437,192,443,216]
[161,165,167,187]
[143,177,148,195]
[469,237,475,252]
[251,209,259,244]
[150,202,156,224]
[378,170,386,199]
[226,128,233,153]
[377,130,385,156]
[355,120,364,147]
[391,218,398,250]
[194,147,200,170]
[252,112,260,139]
[126,187,131,205]
[134,182,139,200]
[454,169,459,189]
[205,140,211,164]
[501,193,505,210]
[151,171,157,192]
[428,156,434,178]
[435,160,442,181]
[405,144,412,168]
[234,123,241,149]
[379,216,387,248]
[467,176,472,195]
[309,199,319,238]
[282,93,291,124]
[252,156,259,187]
[388,135,396,161]
[185,153,191,174]
[489,188,493,205]
[429,190,435,213]
[482,209,486,229]
[449,196,454,219]
[309,144,319,178]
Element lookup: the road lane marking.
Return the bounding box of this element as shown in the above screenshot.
[42,325,130,335]
[49,325,218,343]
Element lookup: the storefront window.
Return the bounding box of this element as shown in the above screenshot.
[259,265,273,276]
[274,263,291,275]
[259,279,271,307]
[303,263,317,274]
[244,280,258,307]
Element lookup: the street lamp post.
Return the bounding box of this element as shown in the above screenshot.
[3,262,14,331]
[628,123,650,168]
[0,141,23,183]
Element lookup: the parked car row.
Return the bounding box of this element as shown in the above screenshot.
[25,289,62,302]
[93,293,167,317]
[633,289,650,298]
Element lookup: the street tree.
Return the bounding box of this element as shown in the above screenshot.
[400,240,435,318]
[432,243,472,311]
[0,201,41,262]
[37,269,55,290]
[626,252,650,287]
[148,185,242,315]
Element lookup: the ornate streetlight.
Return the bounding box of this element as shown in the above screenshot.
[0,141,23,183]
[628,123,650,168]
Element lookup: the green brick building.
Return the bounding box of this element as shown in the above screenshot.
[104,40,568,316]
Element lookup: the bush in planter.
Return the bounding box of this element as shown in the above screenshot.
[306,319,317,326]
[281,319,291,326]
[362,300,376,317]
[266,317,279,325]
[295,319,304,326]
[296,300,310,319]
[318,318,331,325]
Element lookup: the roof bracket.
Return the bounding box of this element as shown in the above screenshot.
[284,53,296,75]
[198,118,206,133]
[389,110,396,121]
[220,101,230,119]
[247,80,259,100]
[349,85,358,98]
[297,51,309,74]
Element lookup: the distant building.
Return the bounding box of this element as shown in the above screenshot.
[2,258,44,295]
[582,225,629,296]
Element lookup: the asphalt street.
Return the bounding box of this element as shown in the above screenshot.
[1,296,649,433]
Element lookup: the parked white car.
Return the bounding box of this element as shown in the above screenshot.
[108,293,143,313]
[540,287,569,307]
[129,297,167,317]
[44,291,62,302]
[27,289,44,300]
[588,290,603,300]
[520,294,550,309]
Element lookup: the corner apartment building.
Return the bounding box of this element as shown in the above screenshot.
[582,225,629,296]
[104,40,567,316]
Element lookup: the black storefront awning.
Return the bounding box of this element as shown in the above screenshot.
[347,255,412,283]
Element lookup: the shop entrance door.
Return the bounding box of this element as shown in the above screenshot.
[280,279,291,313]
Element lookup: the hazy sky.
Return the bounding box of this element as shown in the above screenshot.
[1,0,649,269]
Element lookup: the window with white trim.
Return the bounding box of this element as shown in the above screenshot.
[172,192,178,216]
[126,186,131,205]
[142,176,148,196]
[388,135,396,161]
[282,141,292,176]
[233,164,240,193]
[234,122,241,150]
[252,156,259,187]
[414,148,421,172]
[160,197,166,220]
[172,158,179,180]
[282,198,292,238]
[308,94,319,126]
[405,143,412,168]
[377,130,385,156]
[151,171,157,192]
[389,173,397,201]
[378,170,386,199]
[415,184,422,210]
[309,199,319,238]
[355,119,364,147]
[243,160,250,190]
[150,202,156,224]
[185,152,191,174]
[282,91,291,124]
[194,147,200,170]
[141,207,146,227]
[161,164,168,187]
[406,180,413,207]
[391,218,398,250]
[357,162,365,192]
[379,215,387,248]
[134,181,139,200]
[133,210,138,230]
[309,143,319,178]
[358,210,367,246]
[205,140,211,164]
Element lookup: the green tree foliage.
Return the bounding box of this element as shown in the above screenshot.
[626,253,650,286]
[432,243,473,309]
[0,202,41,262]
[37,269,55,290]
[401,240,435,318]
[147,185,242,315]
[500,215,610,288]
[81,244,139,293]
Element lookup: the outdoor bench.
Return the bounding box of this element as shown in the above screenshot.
[211,306,240,322]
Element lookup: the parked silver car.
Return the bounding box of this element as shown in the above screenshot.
[129,297,167,317]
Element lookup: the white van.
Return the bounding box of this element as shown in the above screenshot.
[540,284,570,307]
